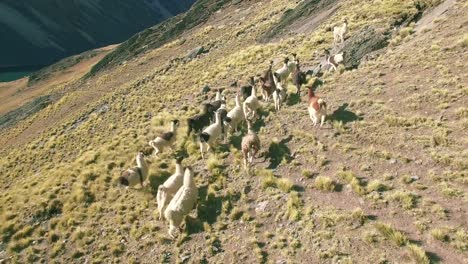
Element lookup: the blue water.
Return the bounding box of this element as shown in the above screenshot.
[0,66,45,83]
[0,71,34,82]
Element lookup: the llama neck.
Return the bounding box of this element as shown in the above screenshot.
[171,123,177,133]
[137,157,147,172]
[184,170,195,187]
[215,91,221,101]
[308,89,315,99]
[175,163,183,175]
[215,113,221,125]
[235,95,241,107]
[251,86,256,97]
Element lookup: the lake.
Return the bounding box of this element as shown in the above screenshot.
[0,66,44,83]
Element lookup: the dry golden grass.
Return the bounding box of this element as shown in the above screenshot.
[0,0,466,263]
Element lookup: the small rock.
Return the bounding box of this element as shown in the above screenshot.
[201,85,211,94]
[411,175,420,181]
[255,201,268,213]
[181,254,191,262]
[243,185,252,195]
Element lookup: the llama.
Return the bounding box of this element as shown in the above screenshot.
[224,93,245,136]
[209,95,226,114]
[119,152,149,187]
[164,167,198,238]
[239,77,254,101]
[157,157,184,220]
[291,58,307,95]
[241,120,260,169]
[325,49,344,72]
[199,110,223,159]
[273,79,288,112]
[259,60,276,102]
[187,103,215,137]
[217,99,229,142]
[307,85,327,127]
[288,53,298,72]
[149,120,180,155]
[333,18,348,47]
[243,84,261,120]
[274,57,291,87]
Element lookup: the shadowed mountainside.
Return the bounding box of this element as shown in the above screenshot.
[0,0,195,68]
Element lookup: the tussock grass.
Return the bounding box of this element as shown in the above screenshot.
[277,178,294,192]
[367,180,389,192]
[407,244,430,264]
[388,191,417,210]
[314,176,336,192]
[374,223,408,247]
[286,191,303,221]
[337,170,367,196]
[431,228,449,242]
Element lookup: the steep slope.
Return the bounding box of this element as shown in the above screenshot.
[87,0,234,76]
[0,0,467,263]
[0,0,195,68]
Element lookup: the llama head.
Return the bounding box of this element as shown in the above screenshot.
[291,53,297,59]
[171,119,180,127]
[136,152,145,161]
[283,57,290,64]
[175,156,184,164]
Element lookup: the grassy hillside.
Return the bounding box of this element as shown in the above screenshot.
[87,0,234,77]
[0,0,467,263]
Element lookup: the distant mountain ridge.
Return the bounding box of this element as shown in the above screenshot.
[0,0,196,68]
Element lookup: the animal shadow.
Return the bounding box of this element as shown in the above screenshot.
[266,135,293,169]
[287,93,301,106]
[186,185,222,234]
[148,170,172,195]
[228,132,243,150]
[330,103,362,124]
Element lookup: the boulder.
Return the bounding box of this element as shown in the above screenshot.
[338,26,390,69]
[186,46,206,59]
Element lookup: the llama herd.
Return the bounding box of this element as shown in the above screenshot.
[119,19,349,238]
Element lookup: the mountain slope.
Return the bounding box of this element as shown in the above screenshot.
[0,0,467,263]
[0,0,195,68]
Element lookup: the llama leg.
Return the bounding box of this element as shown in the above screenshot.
[168,223,176,239]
[308,109,315,123]
[158,206,164,220]
[320,114,326,128]
[200,142,205,159]
[243,150,248,168]
[249,149,254,164]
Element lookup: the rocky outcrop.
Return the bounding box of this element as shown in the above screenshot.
[338,26,390,69]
